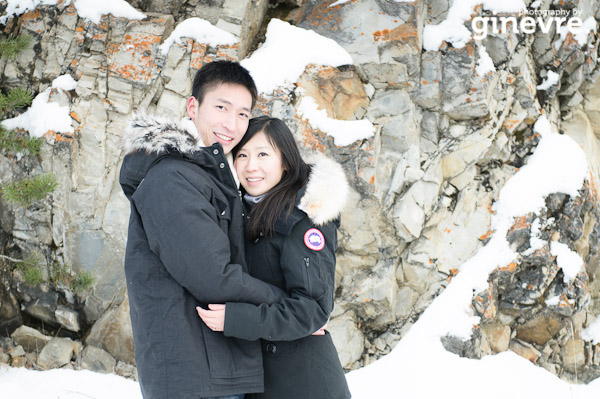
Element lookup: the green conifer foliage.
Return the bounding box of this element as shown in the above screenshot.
[0,173,58,206]
[0,35,31,59]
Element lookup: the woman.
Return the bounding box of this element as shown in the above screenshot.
[197,116,351,399]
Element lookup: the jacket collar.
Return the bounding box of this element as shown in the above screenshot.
[123,113,205,156]
[122,113,239,187]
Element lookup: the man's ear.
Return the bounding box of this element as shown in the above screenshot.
[186,97,197,119]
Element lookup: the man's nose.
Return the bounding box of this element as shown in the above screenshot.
[222,111,237,131]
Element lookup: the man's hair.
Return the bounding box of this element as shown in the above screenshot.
[191,61,258,109]
[233,115,310,240]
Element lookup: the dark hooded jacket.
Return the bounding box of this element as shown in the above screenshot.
[119,114,285,399]
[223,155,352,399]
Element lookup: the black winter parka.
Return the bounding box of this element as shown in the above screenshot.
[119,115,285,399]
[224,155,352,399]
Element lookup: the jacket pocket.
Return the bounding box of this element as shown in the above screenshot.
[303,256,334,314]
[202,326,262,379]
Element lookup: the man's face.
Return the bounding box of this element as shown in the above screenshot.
[186,83,253,154]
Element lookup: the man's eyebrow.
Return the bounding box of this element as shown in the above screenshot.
[217,98,251,113]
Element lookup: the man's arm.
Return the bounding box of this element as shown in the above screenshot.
[133,163,285,305]
[222,220,337,341]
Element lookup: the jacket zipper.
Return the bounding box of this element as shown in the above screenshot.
[303,257,311,294]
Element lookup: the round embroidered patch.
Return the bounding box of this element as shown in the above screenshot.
[304,228,325,251]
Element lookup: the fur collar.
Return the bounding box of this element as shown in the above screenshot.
[123,113,205,155]
[299,154,349,225]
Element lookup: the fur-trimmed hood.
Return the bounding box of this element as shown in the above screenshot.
[298,154,349,226]
[119,114,240,199]
[123,113,205,155]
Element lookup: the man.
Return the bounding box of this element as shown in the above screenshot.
[119,61,284,399]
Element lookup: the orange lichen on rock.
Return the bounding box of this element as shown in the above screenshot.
[107,32,161,83]
[22,8,42,22]
[446,268,459,283]
[498,262,517,273]
[190,42,208,70]
[479,229,494,241]
[70,111,81,123]
[296,117,327,153]
[373,23,419,44]
[44,130,75,142]
[510,215,530,231]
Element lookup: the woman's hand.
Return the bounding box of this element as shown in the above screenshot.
[311,322,327,336]
[196,304,226,332]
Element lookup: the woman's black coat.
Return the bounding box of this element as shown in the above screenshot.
[224,155,352,399]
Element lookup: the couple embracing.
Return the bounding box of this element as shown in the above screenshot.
[119,61,351,399]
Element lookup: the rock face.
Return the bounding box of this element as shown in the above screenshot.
[0,0,599,383]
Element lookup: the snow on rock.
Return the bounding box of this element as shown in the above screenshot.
[159,18,238,56]
[1,75,78,138]
[296,96,375,146]
[72,0,146,25]
[241,19,353,95]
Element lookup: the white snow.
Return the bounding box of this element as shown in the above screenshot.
[72,0,146,25]
[159,18,238,57]
[0,0,58,25]
[1,75,78,138]
[52,75,78,91]
[296,96,375,146]
[3,114,592,398]
[573,17,598,46]
[556,16,598,50]
[537,70,560,91]
[0,366,142,399]
[2,1,600,397]
[346,115,597,398]
[329,0,351,7]
[241,19,353,95]
[423,0,526,50]
[475,45,495,75]
[550,241,584,283]
[0,0,146,27]
[583,318,600,345]
[523,217,546,256]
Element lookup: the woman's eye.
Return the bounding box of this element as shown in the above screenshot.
[216,105,225,110]
[237,153,247,158]
[258,152,268,157]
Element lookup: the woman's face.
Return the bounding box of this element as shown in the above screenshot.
[235,131,285,196]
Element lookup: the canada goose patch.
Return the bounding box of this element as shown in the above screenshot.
[304,228,325,251]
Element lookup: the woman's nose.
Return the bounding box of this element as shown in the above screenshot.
[246,156,258,171]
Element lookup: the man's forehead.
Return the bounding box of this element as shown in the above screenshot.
[206,83,252,102]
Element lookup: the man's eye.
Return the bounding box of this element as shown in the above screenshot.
[216,105,225,110]
[240,113,249,119]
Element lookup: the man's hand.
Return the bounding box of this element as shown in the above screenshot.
[196,304,226,332]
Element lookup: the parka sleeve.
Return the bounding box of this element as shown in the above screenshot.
[133,163,285,305]
[223,218,337,341]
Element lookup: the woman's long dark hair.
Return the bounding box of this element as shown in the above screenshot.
[233,116,310,240]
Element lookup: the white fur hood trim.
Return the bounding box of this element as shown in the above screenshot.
[299,154,349,226]
[122,113,204,155]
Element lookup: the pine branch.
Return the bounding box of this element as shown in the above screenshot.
[0,127,43,155]
[0,173,58,206]
[0,35,32,59]
[0,87,34,114]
